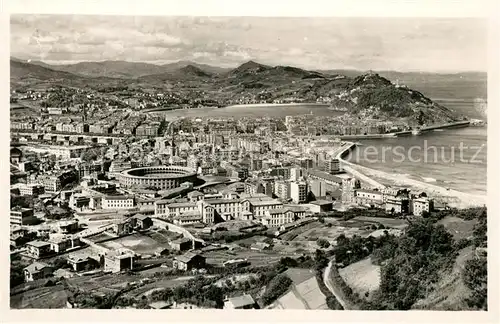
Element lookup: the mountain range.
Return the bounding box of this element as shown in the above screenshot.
[10,57,487,123]
[17,58,230,79]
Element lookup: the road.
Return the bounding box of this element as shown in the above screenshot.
[323,259,352,310]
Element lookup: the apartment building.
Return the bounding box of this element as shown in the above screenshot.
[355,189,384,206]
[10,207,37,226]
[18,183,45,197]
[154,200,216,224]
[261,207,306,227]
[274,181,290,200]
[325,158,341,174]
[290,181,308,204]
[411,197,433,216]
[101,195,135,210]
[246,198,283,218]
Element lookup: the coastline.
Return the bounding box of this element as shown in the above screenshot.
[224,102,329,109]
[337,141,486,209]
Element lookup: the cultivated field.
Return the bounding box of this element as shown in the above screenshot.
[437,216,477,241]
[291,222,370,243]
[272,240,320,254]
[124,275,217,298]
[351,216,408,229]
[284,268,316,285]
[214,273,258,287]
[338,257,381,298]
[85,232,115,243]
[232,235,269,247]
[98,233,168,256]
[269,274,328,310]
[10,284,70,309]
[212,220,261,231]
[202,247,294,267]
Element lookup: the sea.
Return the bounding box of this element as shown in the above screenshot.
[349,127,487,196]
[156,94,487,196]
[153,103,343,119]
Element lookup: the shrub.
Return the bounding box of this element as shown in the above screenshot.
[316,238,331,249]
[261,274,292,306]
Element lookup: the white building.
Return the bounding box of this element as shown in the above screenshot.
[412,197,432,216]
[290,181,308,204]
[274,181,290,200]
[355,189,384,206]
[18,183,45,197]
[154,200,216,224]
[289,167,303,181]
[101,195,135,210]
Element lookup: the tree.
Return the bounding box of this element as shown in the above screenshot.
[326,296,344,310]
[10,264,25,288]
[205,285,224,308]
[53,257,69,270]
[314,249,329,270]
[261,274,292,306]
[279,257,298,268]
[316,238,331,249]
[242,281,251,291]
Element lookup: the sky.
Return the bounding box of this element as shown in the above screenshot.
[10,15,488,72]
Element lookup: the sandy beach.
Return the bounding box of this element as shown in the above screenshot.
[224,102,328,109]
[339,143,487,209]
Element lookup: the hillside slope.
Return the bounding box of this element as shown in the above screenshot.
[10,59,463,123]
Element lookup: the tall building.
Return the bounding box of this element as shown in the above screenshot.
[274,181,290,200]
[290,167,304,182]
[187,155,200,170]
[290,181,308,204]
[341,177,360,204]
[326,158,341,174]
[250,158,263,171]
[10,207,37,226]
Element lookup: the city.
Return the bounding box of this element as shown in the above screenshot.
[9,14,488,312]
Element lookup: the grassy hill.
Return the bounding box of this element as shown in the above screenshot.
[329,207,487,311]
[10,58,481,122]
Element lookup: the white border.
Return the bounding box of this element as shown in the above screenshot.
[2,1,499,323]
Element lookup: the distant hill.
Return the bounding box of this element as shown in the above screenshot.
[10,58,476,122]
[227,60,271,76]
[26,60,163,79]
[139,64,214,83]
[23,58,229,79]
[10,59,127,89]
[321,69,487,100]
[161,60,230,75]
[10,59,86,86]
[339,73,459,124]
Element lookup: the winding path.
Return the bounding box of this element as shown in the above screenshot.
[323,259,352,310]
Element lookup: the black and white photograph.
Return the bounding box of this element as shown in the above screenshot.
[6,0,494,317]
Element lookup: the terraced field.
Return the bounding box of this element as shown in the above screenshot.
[338,257,381,299]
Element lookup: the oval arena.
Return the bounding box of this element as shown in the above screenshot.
[118,166,198,190]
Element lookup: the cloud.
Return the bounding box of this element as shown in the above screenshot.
[10,15,488,72]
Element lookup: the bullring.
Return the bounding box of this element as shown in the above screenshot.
[118,166,198,190]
